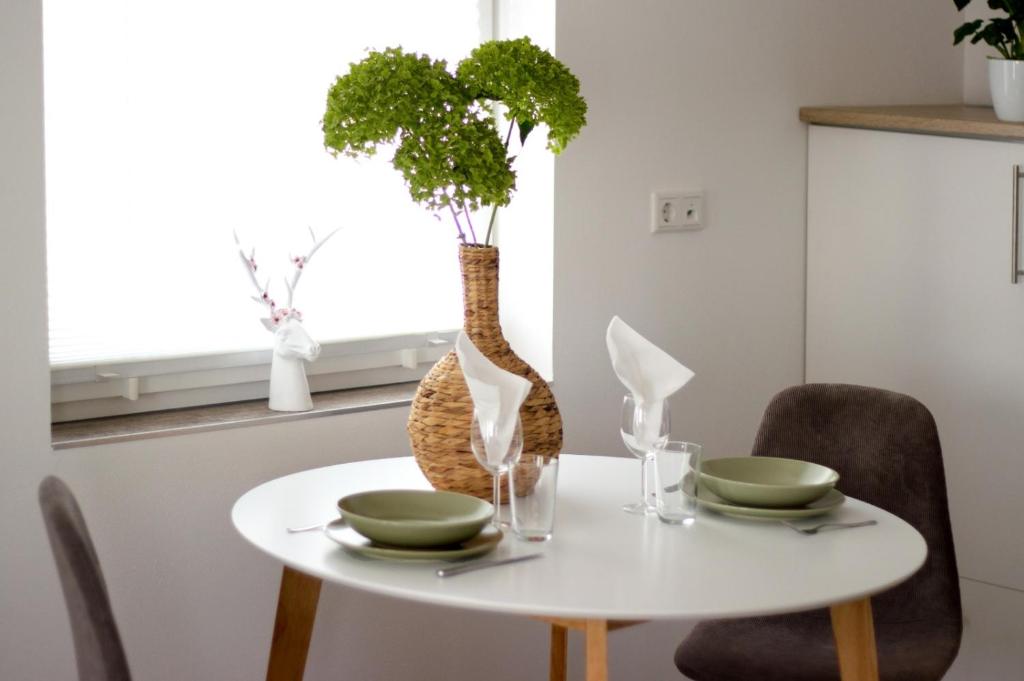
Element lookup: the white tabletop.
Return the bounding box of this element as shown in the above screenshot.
[231,455,926,621]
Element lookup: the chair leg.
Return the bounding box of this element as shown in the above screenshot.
[549,623,568,681]
[830,597,880,681]
[266,566,322,681]
[584,619,609,681]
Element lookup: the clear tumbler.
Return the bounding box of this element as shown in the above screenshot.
[653,441,702,525]
[509,454,559,541]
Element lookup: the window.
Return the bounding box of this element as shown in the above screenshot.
[43,0,553,421]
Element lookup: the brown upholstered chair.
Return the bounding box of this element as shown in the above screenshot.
[675,384,962,681]
[39,476,133,681]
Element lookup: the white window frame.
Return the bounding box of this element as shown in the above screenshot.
[50,330,458,422]
[47,1,503,422]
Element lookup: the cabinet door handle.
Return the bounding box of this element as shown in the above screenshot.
[1014,165,1024,284]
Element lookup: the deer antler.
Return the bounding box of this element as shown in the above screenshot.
[233,230,276,324]
[234,228,339,331]
[285,226,340,309]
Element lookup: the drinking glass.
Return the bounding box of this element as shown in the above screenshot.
[470,412,523,529]
[620,395,671,514]
[509,454,559,542]
[653,441,702,525]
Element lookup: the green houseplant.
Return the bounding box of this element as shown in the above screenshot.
[954,0,1024,120]
[322,38,586,497]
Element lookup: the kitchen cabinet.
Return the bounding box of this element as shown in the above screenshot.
[805,121,1024,592]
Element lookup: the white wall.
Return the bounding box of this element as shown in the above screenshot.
[552,0,962,458]
[961,3,993,105]
[1,2,963,681]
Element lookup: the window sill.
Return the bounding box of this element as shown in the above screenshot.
[51,382,418,450]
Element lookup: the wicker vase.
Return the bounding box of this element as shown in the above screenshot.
[407,244,563,499]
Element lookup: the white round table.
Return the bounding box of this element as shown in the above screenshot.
[232,455,926,681]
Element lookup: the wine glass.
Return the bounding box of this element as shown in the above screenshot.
[470,412,524,528]
[620,395,671,514]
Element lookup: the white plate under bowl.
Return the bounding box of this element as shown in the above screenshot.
[691,486,845,520]
[323,520,503,560]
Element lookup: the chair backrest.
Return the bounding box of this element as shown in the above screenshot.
[39,476,132,681]
[752,383,962,628]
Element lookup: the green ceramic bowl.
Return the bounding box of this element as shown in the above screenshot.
[699,457,839,508]
[337,490,493,547]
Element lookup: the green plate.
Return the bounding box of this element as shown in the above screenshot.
[323,520,503,560]
[338,489,493,548]
[700,457,839,508]
[691,485,846,520]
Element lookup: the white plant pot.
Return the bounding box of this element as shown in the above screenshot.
[989,58,1024,122]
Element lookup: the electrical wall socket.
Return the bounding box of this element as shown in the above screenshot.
[651,191,704,232]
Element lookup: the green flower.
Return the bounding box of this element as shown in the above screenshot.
[457,37,587,152]
[322,40,587,243]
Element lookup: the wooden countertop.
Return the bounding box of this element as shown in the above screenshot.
[799,105,1024,141]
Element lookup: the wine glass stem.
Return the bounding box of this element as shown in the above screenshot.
[634,456,643,503]
[639,456,647,506]
[492,472,502,527]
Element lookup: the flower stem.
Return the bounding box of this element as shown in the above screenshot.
[484,208,498,248]
[449,204,468,245]
[503,115,517,146]
[462,203,479,244]
[484,117,518,247]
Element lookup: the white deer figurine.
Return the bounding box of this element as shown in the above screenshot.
[234,228,338,412]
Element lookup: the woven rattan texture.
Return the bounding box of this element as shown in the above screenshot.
[407,245,563,499]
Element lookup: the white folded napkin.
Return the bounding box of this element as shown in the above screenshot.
[455,331,532,467]
[606,316,695,446]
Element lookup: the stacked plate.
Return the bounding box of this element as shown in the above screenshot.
[324,489,502,560]
[694,457,844,520]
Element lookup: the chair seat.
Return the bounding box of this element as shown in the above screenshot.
[675,610,962,681]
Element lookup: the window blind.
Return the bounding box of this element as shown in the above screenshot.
[43,0,489,368]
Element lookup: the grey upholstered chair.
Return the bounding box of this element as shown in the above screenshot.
[39,476,132,681]
[675,384,962,681]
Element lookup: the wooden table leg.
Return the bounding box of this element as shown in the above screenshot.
[830,597,880,681]
[536,617,641,680]
[584,619,609,681]
[549,623,568,681]
[266,566,322,681]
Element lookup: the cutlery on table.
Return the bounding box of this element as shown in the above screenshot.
[781,519,877,535]
[435,553,543,578]
[287,518,342,533]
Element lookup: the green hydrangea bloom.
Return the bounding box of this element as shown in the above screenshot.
[322,40,586,239]
[457,37,587,153]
